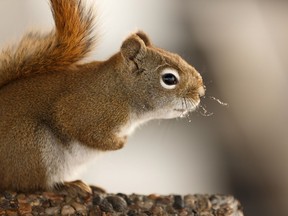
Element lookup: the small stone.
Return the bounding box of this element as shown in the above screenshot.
[147,194,159,200]
[106,195,127,212]
[45,206,61,215]
[72,202,86,213]
[117,193,133,205]
[19,203,32,214]
[155,196,172,205]
[142,200,154,210]
[200,212,213,216]
[3,191,13,200]
[215,206,234,216]
[99,198,113,212]
[151,206,164,215]
[61,205,76,215]
[92,194,102,205]
[127,209,138,216]
[9,201,18,210]
[30,199,41,206]
[179,209,189,216]
[173,195,184,209]
[0,199,11,209]
[6,210,18,216]
[28,194,39,200]
[139,213,149,216]
[91,205,103,215]
[41,199,51,208]
[43,192,64,202]
[32,206,45,214]
[166,205,177,214]
[184,195,196,208]
[194,195,212,212]
[17,194,27,204]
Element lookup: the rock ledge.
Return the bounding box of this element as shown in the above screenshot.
[0,186,243,216]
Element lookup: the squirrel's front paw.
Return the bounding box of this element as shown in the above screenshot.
[100,135,127,151]
[90,134,127,151]
[112,136,127,150]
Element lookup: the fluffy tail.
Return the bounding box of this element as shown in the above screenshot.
[0,0,96,88]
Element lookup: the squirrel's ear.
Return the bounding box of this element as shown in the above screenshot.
[135,31,152,46]
[121,33,148,60]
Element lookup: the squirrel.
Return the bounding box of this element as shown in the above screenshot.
[0,0,205,192]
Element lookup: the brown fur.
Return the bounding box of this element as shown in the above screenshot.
[0,0,205,191]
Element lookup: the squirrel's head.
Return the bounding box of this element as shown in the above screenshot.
[119,31,205,119]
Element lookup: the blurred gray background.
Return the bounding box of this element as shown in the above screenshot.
[0,0,287,215]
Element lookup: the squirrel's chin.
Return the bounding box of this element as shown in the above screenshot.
[159,108,195,119]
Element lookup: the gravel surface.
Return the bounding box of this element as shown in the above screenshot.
[0,185,243,216]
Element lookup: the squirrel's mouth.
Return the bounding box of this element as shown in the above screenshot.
[174,108,189,112]
[173,97,200,117]
[173,108,193,118]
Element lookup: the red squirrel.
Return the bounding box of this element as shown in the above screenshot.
[0,0,205,192]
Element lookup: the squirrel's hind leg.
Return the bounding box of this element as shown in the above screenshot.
[53,180,106,197]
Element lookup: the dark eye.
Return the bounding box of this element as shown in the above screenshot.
[160,68,180,89]
[162,73,178,85]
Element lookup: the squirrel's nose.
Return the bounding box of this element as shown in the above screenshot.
[197,85,206,97]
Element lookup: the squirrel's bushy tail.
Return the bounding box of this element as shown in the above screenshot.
[0,0,96,88]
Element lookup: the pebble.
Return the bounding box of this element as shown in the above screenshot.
[32,206,45,214]
[173,195,184,209]
[71,202,86,213]
[194,195,212,212]
[92,194,102,205]
[6,210,18,216]
[127,209,138,216]
[184,194,196,208]
[151,205,164,215]
[30,198,41,206]
[138,200,153,210]
[61,205,76,215]
[17,194,28,204]
[200,212,214,216]
[0,199,15,209]
[117,193,133,205]
[166,205,177,214]
[45,206,61,215]
[106,195,127,212]
[43,192,64,202]
[18,203,32,214]
[3,191,13,200]
[179,209,189,216]
[99,198,114,212]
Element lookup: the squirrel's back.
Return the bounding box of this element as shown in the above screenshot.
[0,0,97,88]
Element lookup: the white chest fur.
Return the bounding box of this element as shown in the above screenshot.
[63,141,100,180]
[117,113,153,138]
[41,129,100,188]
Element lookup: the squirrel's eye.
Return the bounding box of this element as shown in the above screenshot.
[160,68,180,89]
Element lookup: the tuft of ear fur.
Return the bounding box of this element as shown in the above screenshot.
[121,33,148,61]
